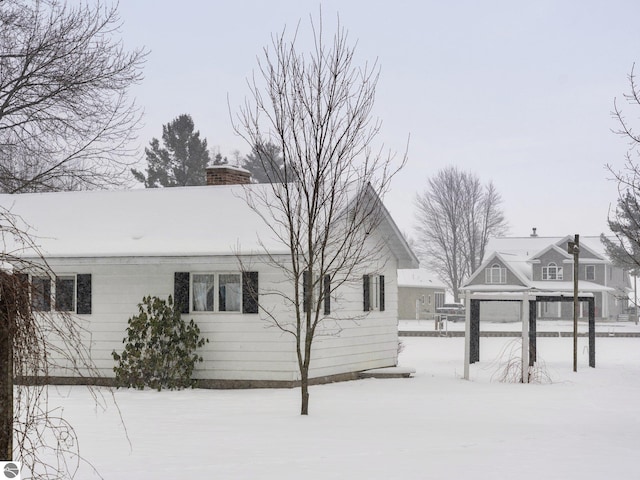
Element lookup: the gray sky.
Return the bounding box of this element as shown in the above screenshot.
[117,0,640,239]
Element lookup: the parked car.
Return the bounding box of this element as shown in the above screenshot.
[436,303,466,322]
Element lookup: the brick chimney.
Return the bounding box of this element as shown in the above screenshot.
[206,165,252,185]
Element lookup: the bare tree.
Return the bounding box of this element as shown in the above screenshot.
[602,64,640,278]
[0,0,146,193]
[0,0,140,474]
[414,167,507,302]
[233,13,406,415]
[0,207,113,477]
[461,180,508,274]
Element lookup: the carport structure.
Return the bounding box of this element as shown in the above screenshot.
[462,290,595,382]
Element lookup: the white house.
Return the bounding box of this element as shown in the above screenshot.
[2,167,418,387]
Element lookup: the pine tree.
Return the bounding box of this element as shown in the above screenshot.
[241,142,284,183]
[601,190,640,275]
[132,114,210,187]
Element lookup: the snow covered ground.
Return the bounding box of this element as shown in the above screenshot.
[25,333,640,479]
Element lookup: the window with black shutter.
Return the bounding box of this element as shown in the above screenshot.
[364,274,384,312]
[176,271,259,314]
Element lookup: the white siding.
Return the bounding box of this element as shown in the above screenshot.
[306,232,400,379]
[38,245,400,383]
[42,256,298,382]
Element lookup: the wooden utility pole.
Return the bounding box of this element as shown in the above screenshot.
[568,235,580,372]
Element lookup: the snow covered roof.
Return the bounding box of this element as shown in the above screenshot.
[0,185,282,258]
[397,269,446,289]
[0,184,418,266]
[486,235,607,260]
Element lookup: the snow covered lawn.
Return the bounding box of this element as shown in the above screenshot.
[30,335,640,479]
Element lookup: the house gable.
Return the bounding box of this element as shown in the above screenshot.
[465,253,528,289]
[358,185,419,269]
[554,236,603,260]
[530,246,571,281]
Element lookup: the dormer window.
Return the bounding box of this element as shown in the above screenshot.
[542,262,563,280]
[485,263,506,284]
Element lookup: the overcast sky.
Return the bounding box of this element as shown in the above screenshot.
[117,0,640,239]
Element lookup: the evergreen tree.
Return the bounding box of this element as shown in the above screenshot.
[601,190,640,275]
[212,152,229,165]
[241,142,284,183]
[132,114,210,187]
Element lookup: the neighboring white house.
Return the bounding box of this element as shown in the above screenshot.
[463,234,631,321]
[1,167,418,387]
[397,269,446,320]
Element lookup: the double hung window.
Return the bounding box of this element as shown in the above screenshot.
[363,274,385,312]
[30,274,92,314]
[175,271,258,314]
[485,264,506,284]
[585,265,595,281]
[192,273,242,312]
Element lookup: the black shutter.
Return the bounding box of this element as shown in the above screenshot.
[363,274,370,311]
[174,272,190,314]
[76,274,92,314]
[323,275,331,315]
[242,271,259,314]
[379,275,385,312]
[32,277,51,312]
[15,273,29,317]
[303,270,311,314]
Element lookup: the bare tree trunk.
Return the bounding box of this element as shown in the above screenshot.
[300,371,309,415]
[0,277,14,461]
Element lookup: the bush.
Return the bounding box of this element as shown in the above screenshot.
[112,295,208,390]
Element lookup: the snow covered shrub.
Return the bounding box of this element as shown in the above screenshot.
[491,339,552,384]
[112,295,208,390]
